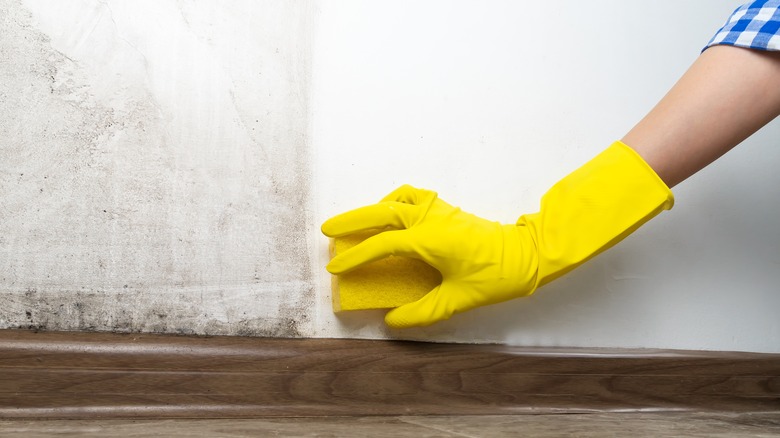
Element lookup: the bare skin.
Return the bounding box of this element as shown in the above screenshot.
[623,45,780,188]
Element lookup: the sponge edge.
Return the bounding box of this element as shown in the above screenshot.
[330,230,442,313]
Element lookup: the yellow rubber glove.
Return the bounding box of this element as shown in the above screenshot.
[322,141,674,328]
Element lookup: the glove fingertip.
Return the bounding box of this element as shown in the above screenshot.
[321,220,337,237]
[384,296,449,329]
[325,253,355,275]
[384,307,430,329]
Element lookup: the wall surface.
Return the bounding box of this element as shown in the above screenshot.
[2,0,779,353]
[0,0,315,336]
[312,0,780,353]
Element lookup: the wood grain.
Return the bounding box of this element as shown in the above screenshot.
[3,413,780,437]
[0,330,777,418]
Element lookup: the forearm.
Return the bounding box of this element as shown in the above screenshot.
[623,45,780,188]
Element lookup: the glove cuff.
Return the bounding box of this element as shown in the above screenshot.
[517,140,674,288]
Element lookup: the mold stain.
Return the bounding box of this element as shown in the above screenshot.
[0,0,316,338]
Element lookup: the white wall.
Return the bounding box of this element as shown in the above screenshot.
[3,0,778,353]
[312,0,780,353]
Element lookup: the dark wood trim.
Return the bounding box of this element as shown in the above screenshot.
[0,329,777,418]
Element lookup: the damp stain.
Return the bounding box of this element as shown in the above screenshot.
[5,287,311,337]
[1,1,316,338]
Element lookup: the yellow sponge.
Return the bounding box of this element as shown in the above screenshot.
[330,230,442,312]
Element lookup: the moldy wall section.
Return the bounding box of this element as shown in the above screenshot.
[0,0,316,336]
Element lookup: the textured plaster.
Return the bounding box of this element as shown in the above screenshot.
[0,0,315,336]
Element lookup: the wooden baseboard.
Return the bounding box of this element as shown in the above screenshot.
[0,329,777,418]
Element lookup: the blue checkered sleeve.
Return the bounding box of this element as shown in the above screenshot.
[705,0,780,51]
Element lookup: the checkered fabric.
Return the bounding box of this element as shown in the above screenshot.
[705,0,780,51]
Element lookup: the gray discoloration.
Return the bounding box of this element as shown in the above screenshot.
[3,287,308,337]
[0,0,315,337]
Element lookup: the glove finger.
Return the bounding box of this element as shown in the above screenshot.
[326,229,415,274]
[384,282,459,329]
[380,184,438,206]
[321,202,421,237]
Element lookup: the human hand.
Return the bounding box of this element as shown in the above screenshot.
[322,142,674,329]
[321,184,539,328]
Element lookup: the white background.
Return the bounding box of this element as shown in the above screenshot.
[312,0,780,352]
